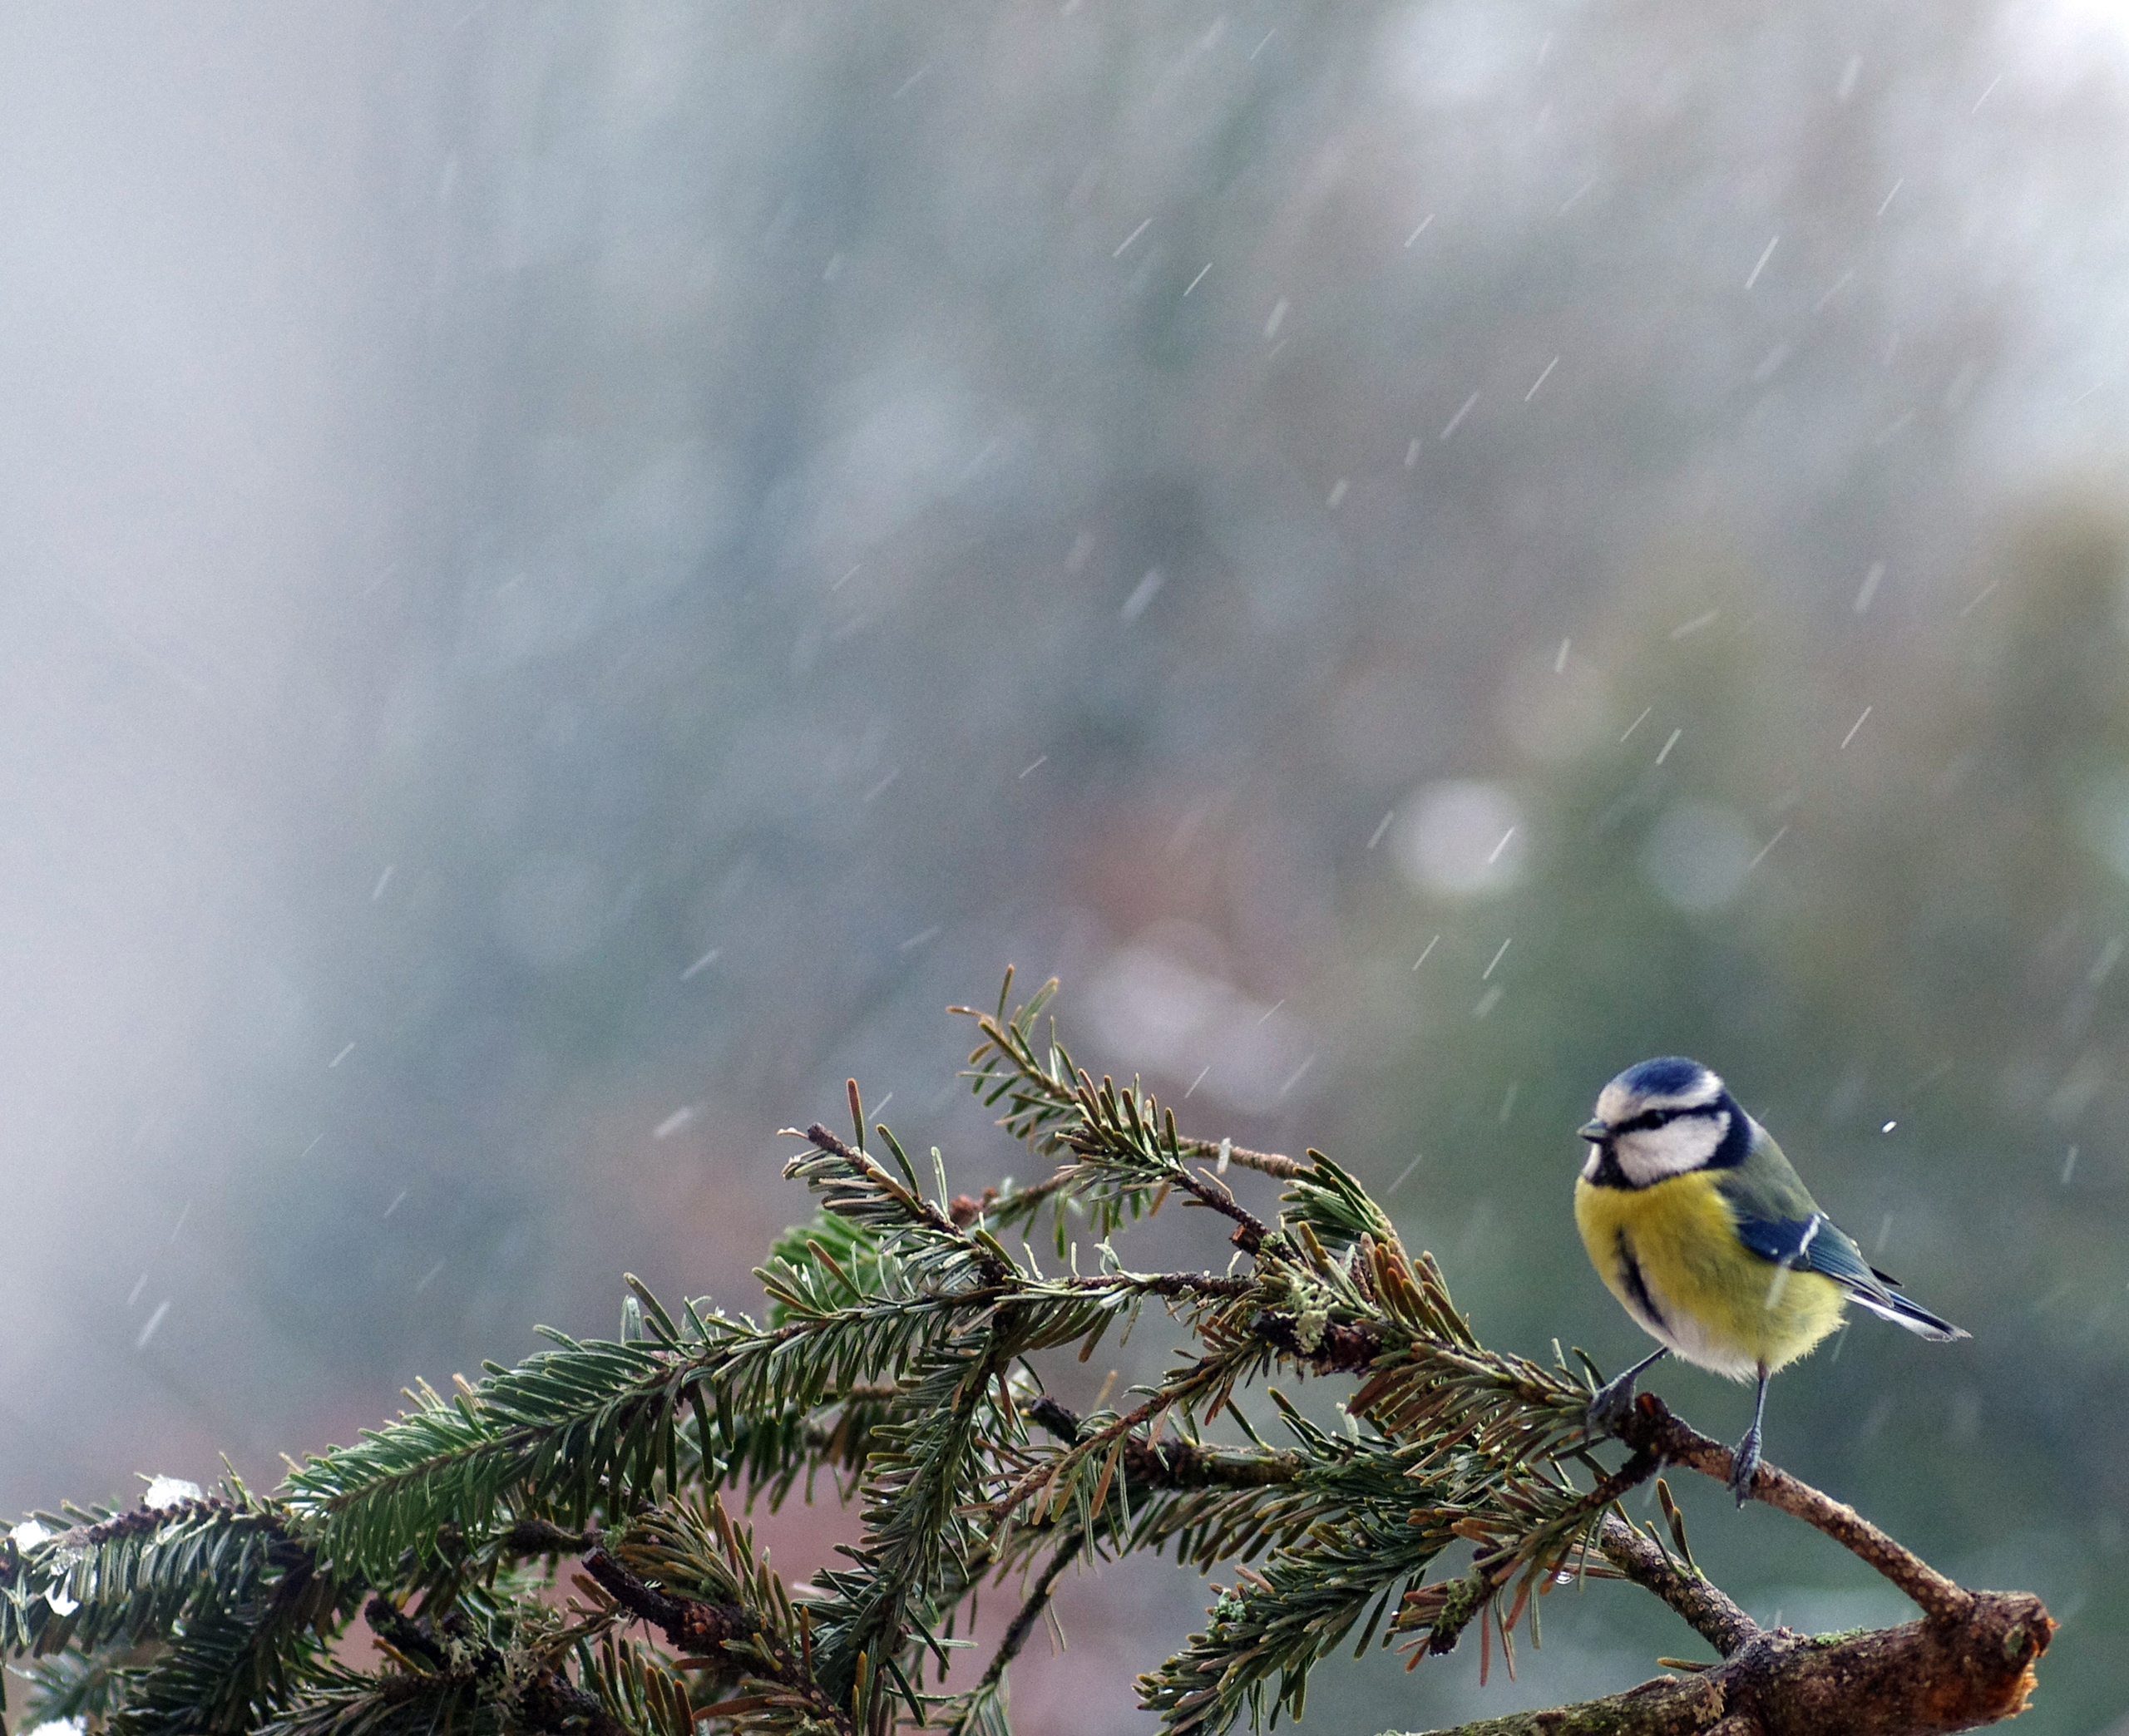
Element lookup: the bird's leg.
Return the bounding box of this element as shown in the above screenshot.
[1728,1365,1770,1505]
[1586,1346,1668,1435]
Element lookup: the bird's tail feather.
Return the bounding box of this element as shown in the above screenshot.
[1848,1286,1969,1341]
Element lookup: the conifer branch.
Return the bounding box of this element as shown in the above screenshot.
[798,1123,1013,1286]
[0,967,2048,1736]
[358,1594,636,1736]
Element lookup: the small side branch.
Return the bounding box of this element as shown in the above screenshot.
[1023,1395,1306,1490]
[987,1362,1231,1521]
[950,1169,1073,1226]
[1593,1515,1759,1658]
[581,1546,758,1652]
[1058,1127,1272,1253]
[1251,1309,1383,1374]
[1615,1396,1971,1625]
[501,1517,595,1556]
[364,1597,453,1673]
[1176,1138,1302,1179]
[1066,1271,1256,1300]
[973,1532,1084,1696]
[800,1120,1015,1284]
[577,1542,856,1736]
[1163,1164,1272,1253]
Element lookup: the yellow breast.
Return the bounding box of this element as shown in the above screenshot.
[1574,1171,1846,1379]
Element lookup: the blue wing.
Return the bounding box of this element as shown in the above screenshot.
[1714,1125,1968,1340]
[1731,1210,1967,1340]
[1731,1210,1883,1293]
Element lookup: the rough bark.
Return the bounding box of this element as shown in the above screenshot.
[1400,1591,2050,1736]
[1593,1514,1761,1659]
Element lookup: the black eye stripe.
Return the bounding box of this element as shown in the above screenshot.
[1614,1105,1718,1135]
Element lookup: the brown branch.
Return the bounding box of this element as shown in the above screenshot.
[1593,1514,1761,1658]
[1250,1309,1383,1373]
[1175,1137,1304,1179]
[364,1597,453,1673]
[515,1665,634,1736]
[1166,1164,1273,1253]
[1264,1307,1968,1630]
[1400,1591,2050,1736]
[1613,1394,1971,1625]
[1060,1123,1273,1253]
[801,1119,1016,1283]
[971,1531,1084,1697]
[577,1541,855,1736]
[966,1143,1284,1252]
[1242,1309,2044,1733]
[1064,1270,1255,1299]
[951,1168,1074,1225]
[985,1359,1236,1520]
[581,1546,758,1652]
[1022,1394,1306,1489]
[500,1517,595,1556]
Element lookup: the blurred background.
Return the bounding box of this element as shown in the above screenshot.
[2,1,2127,1730]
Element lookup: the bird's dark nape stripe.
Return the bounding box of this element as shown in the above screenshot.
[1705,1095,1753,1169]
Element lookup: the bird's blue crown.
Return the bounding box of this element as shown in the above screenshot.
[1612,1056,1715,1099]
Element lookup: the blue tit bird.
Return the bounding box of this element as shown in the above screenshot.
[1573,1056,1968,1502]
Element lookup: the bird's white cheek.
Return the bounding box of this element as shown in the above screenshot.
[1616,1112,1727,1185]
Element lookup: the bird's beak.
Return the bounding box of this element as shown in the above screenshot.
[1578,1121,1608,1143]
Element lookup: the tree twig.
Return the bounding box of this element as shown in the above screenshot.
[985,1364,1228,1521]
[1060,1125,1272,1253]
[578,1542,856,1736]
[1250,1308,1384,1372]
[1613,1395,1972,1625]
[1175,1138,1302,1179]
[1023,1394,1306,1489]
[1264,1304,1970,1630]
[800,1121,1015,1283]
[581,1546,758,1652]
[971,1531,1084,1697]
[1593,1514,1760,1659]
[950,1168,1074,1225]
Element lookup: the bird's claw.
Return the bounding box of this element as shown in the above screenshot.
[1585,1372,1640,1437]
[1727,1426,1762,1506]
